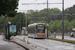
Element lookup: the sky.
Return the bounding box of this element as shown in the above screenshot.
[18,0,75,12]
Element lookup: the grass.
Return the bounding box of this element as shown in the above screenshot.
[46,38,75,44]
[23,37,25,42]
[4,37,7,40]
[27,40,30,44]
[20,37,26,42]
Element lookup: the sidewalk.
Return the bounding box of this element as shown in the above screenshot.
[11,37,41,50]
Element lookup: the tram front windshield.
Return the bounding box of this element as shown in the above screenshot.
[37,26,45,33]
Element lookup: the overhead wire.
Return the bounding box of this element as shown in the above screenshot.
[48,0,62,8]
[31,0,39,10]
[24,0,38,11]
[32,0,38,3]
[21,0,48,11]
[33,0,47,10]
[20,0,37,12]
[21,0,62,12]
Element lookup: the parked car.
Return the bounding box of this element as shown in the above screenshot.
[73,32,75,38]
[70,32,75,37]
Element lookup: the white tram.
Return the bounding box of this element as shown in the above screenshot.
[28,23,46,38]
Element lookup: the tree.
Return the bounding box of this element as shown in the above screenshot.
[64,20,69,32]
[64,5,75,21]
[48,20,62,32]
[26,10,35,17]
[8,12,26,31]
[49,20,55,32]
[67,20,73,31]
[30,21,35,24]
[0,0,19,17]
[38,8,61,22]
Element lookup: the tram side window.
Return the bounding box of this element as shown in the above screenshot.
[29,27,31,33]
[32,27,34,33]
[30,27,33,33]
[28,27,30,33]
[30,27,35,33]
[33,27,35,33]
[31,27,32,33]
[32,27,33,33]
[28,27,31,33]
[28,26,36,33]
[30,27,32,33]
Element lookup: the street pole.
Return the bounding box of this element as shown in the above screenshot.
[55,15,56,38]
[4,16,5,35]
[20,14,21,35]
[73,8,74,28]
[23,16,25,27]
[62,0,64,39]
[26,14,27,32]
[47,0,48,38]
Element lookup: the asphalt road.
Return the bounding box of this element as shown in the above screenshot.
[0,35,25,50]
[16,36,75,50]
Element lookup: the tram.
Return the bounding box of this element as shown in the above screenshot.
[28,23,46,38]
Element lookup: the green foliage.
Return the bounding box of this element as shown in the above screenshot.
[48,20,62,32]
[64,5,75,21]
[0,0,19,17]
[64,20,69,32]
[27,8,61,22]
[30,21,35,24]
[9,12,26,31]
[48,20,75,32]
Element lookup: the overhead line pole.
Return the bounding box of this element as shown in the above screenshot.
[47,0,48,37]
[19,14,21,35]
[62,0,64,39]
[4,16,6,37]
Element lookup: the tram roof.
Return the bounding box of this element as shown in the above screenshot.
[28,23,45,26]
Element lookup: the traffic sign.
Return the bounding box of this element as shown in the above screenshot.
[24,29,26,30]
[8,21,11,24]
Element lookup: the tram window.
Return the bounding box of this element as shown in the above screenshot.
[37,29,45,33]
